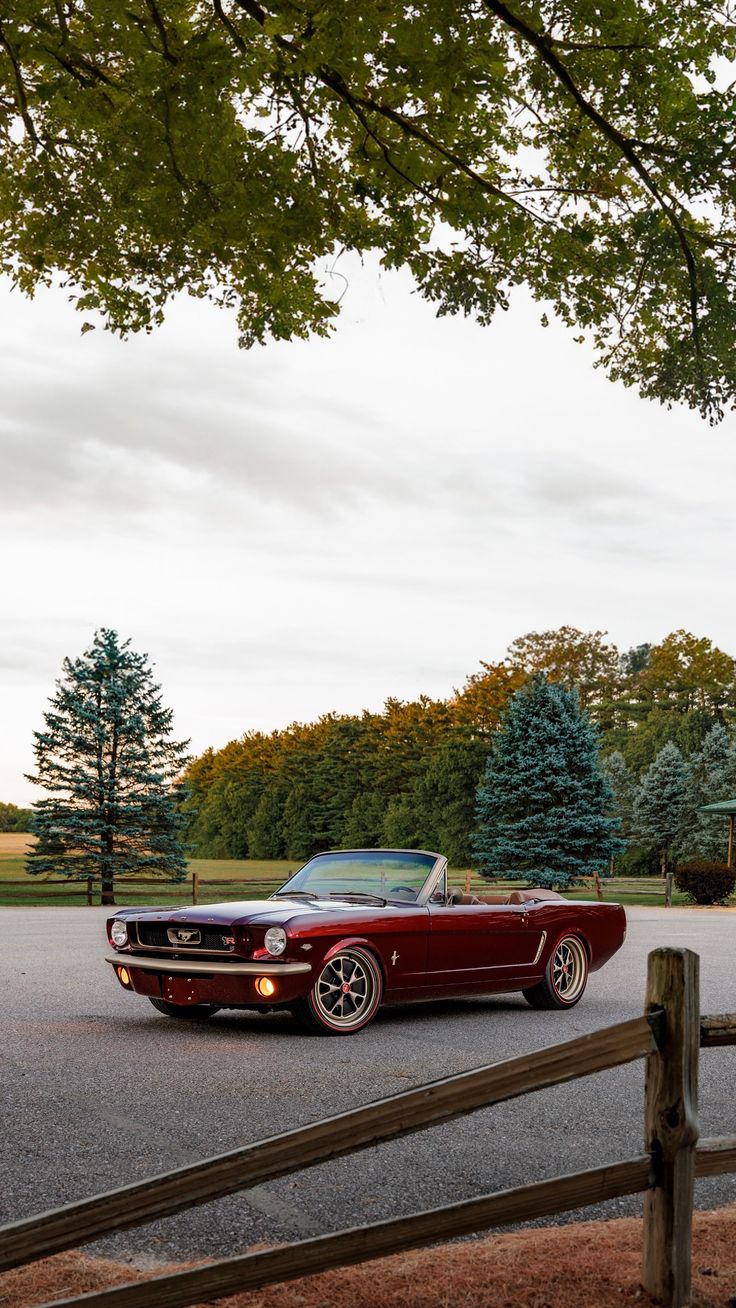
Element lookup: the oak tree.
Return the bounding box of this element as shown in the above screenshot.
[3,2,736,417]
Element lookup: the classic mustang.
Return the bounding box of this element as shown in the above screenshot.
[106,849,626,1035]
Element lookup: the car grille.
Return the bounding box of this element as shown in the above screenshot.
[135,923,235,952]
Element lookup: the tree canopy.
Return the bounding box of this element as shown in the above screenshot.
[181,625,736,866]
[3,2,736,418]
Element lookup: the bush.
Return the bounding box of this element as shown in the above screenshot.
[674,860,736,905]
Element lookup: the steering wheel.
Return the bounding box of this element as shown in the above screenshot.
[389,885,416,897]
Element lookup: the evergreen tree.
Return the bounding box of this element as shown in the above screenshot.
[632,741,689,877]
[381,796,425,850]
[26,629,189,905]
[677,724,736,862]
[416,733,489,866]
[341,794,387,849]
[246,788,285,859]
[281,786,319,861]
[472,676,622,890]
[601,751,637,848]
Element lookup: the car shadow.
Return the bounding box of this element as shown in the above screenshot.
[108,992,530,1040]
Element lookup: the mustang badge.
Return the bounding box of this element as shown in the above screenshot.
[167,927,201,945]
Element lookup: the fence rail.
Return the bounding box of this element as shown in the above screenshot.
[0,873,692,907]
[0,949,734,1308]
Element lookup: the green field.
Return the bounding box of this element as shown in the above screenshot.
[0,838,699,908]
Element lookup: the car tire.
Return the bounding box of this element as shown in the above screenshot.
[522,935,589,1010]
[148,998,221,1019]
[290,946,383,1035]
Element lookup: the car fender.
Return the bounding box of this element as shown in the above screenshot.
[320,936,387,985]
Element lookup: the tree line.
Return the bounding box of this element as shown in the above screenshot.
[0,802,33,833]
[183,627,736,869]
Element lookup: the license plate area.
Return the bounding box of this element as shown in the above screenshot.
[163,975,201,1005]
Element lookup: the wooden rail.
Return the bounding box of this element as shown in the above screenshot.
[41,1157,654,1308]
[0,949,732,1308]
[0,1015,655,1274]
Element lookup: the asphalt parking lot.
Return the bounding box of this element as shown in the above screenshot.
[1,905,734,1268]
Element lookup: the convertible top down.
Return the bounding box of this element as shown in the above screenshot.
[106,848,626,1034]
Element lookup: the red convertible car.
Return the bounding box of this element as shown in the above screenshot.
[106,849,626,1035]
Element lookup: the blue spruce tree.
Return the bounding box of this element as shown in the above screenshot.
[26,629,189,905]
[472,675,622,889]
[677,724,736,862]
[633,740,689,877]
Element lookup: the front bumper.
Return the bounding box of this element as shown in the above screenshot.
[106,954,312,1008]
[105,955,312,976]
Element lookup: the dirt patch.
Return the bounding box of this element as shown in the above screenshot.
[4,1207,736,1308]
[0,833,34,855]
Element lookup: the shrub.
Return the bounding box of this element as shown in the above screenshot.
[674,860,736,905]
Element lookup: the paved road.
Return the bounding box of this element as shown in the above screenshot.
[1,906,734,1268]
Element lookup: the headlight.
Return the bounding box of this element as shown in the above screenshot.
[264,926,287,956]
[111,920,128,948]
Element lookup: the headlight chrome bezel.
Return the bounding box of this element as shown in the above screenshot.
[111,919,128,948]
[264,926,287,956]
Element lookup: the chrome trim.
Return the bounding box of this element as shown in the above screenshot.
[532,931,547,967]
[106,956,312,977]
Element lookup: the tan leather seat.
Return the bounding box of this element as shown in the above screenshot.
[507,888,565,904]
[447,888,565,906]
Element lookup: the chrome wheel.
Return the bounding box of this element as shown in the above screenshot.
[293,947,383,1034]
[551,936,588,1003]
[522,933,589,1010]
[314,952,376,1027]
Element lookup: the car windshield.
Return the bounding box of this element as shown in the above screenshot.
[273,850,438,904]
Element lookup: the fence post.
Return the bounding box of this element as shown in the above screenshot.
[641,948,700,1308]
[192,871,199,906]
[86,876,94,907]
[464,869,471,895]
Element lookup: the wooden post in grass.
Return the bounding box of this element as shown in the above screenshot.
[464,868,471,895]
[86,876,94,906]
[192,871,199,906]
[641,948,700,1308]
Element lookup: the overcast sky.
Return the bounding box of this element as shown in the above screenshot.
[2,255,734,804]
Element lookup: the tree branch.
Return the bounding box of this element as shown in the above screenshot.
[482,0,707,401]
[222,0,547,226]
[0,20,43,148]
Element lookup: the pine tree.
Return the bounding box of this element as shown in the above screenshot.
[246,788,285,859]
[632,741,689,877]
[677,724,736,861]
[601,750,638,869]
[341,794,387,849]
[281,786,319,861]
[416,732,490,866]
[472,675,622,890]
[26,629,189,905]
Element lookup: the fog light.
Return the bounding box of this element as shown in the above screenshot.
[117,967,131,988]
[255,977,276,998]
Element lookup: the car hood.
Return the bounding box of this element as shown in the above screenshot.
[111,898,403,927]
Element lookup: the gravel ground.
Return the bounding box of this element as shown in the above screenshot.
[1,905,734,1268]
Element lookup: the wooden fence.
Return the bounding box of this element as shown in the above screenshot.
[0,872,686,906]
[0,948,734,1308]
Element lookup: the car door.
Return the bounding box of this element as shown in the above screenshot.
[425,902,545,989]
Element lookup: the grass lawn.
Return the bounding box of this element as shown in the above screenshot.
[0,834,699,907]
